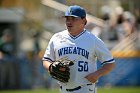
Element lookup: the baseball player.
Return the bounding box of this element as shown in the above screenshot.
[42,5,115,93]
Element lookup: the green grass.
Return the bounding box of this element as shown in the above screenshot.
[0,87,140,93]
[98,87,140,93]
[0,88,58,93]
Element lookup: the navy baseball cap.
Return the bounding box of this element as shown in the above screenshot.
[65,5,86,18]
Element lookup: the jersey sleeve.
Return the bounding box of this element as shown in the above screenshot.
[94,37,115,65]
[42,35,55,62]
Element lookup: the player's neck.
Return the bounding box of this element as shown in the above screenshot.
[68,28,85,37]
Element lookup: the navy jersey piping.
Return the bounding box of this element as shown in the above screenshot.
[68,30,86,39]
[42,57,53,62]
[101,59,115,65]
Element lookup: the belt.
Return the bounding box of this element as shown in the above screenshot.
[66,86,81,92]
[60,83,92,92]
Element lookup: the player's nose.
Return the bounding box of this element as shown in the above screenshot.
[66,22,73,26]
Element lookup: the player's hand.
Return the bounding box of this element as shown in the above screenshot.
[85,72,101,83]
[49,57,74,83]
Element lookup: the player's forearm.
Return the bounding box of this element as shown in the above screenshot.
[95,63,115,76]
[43,61,52,71]
[85,63,115,83]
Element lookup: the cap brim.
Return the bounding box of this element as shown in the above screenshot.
[64,15,79,17]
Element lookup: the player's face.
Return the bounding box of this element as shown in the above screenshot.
[65,16,86,33]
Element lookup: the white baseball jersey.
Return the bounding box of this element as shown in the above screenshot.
[43,29,115,88]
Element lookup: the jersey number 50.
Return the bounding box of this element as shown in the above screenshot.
[78,61,88,72]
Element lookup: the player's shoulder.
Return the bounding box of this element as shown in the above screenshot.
[86,29,104,44]
[53,29,67,36]
[86,29,100,40]
[50,30,67,41]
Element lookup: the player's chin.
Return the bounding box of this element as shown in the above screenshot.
[67,27,73,31]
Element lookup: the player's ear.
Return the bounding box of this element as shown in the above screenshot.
[84,19,87,25]
[82,18,87,25]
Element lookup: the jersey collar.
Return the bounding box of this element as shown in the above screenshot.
[68,29,86,39]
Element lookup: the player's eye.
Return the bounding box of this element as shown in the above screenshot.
[72,17,81,20]
[65,17,82,21]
